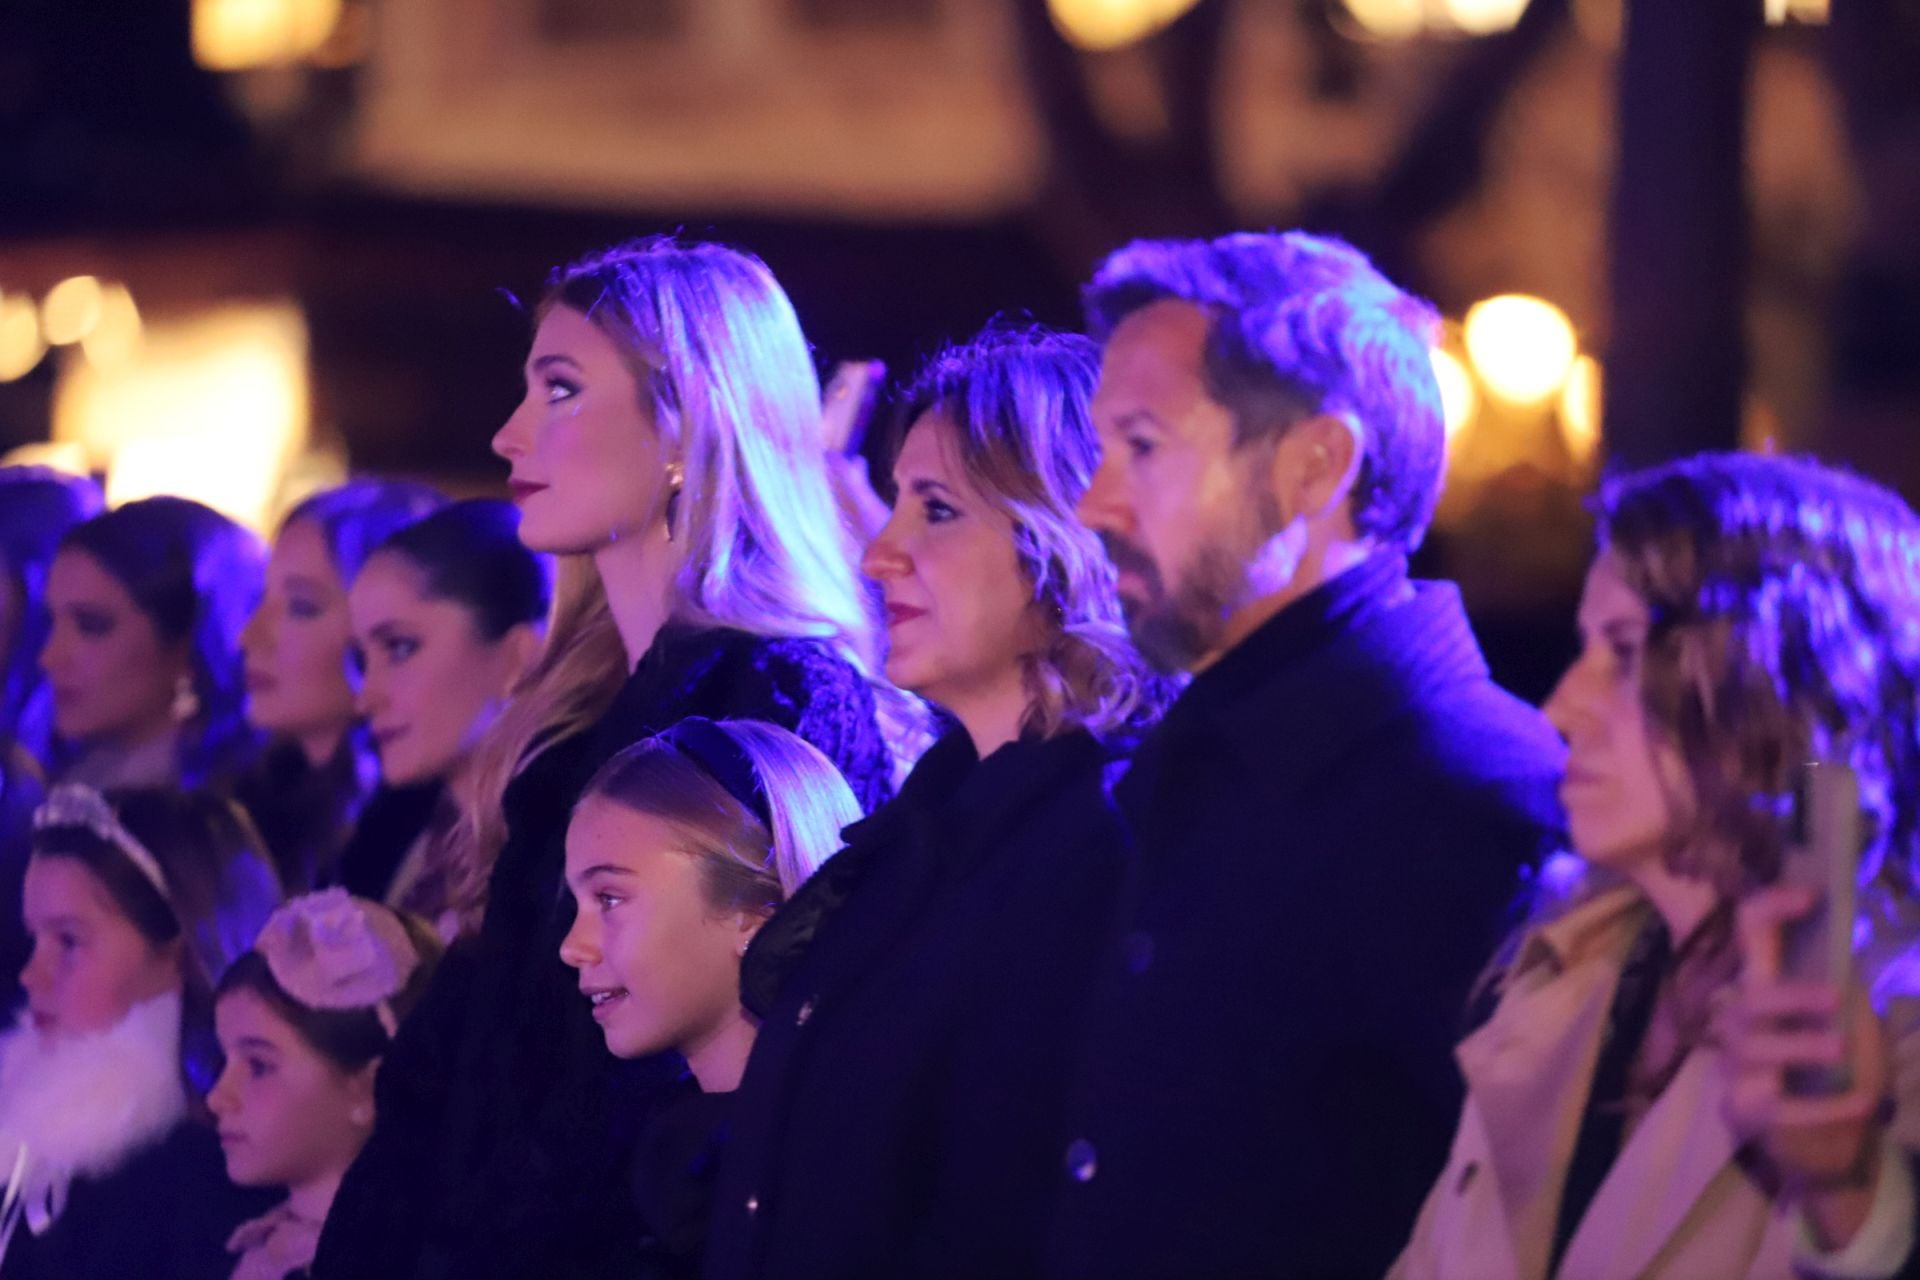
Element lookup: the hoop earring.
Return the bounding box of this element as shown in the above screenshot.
[664,462,685,543]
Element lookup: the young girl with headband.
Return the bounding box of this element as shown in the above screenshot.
[210,890,442,1280]
[559,717,861,1277]
[0,785,282,1279]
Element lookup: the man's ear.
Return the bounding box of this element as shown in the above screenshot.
[1268,412,1365,527]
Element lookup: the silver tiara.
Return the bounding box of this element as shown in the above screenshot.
[33,784,171,905]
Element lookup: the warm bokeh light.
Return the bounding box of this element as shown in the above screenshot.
[1558,354,1602,464]
[192,0,344,71]
[1443,0,1530,34]
[1339,0,1423,38]
[53,303,311,531]
[1765,0,1829,23]
[1047,0,1205,52]
[0,440,91,475]
[1463,293,1579,406]
[1342,0,1528,36]
[1430,348,1479,446]
[0,293,46,383]
[40,276,105,347]
[80,284,143,368]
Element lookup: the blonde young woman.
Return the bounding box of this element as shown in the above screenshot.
[1394,453,1920,1280]
[312,236,899,1280]
[707,325,1175,1280]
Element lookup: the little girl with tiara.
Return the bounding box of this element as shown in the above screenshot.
[209,889,441,1280]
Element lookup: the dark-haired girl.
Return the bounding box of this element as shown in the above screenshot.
[210,890,442,1280]
[42,496,265,792]
[0,785,282,1279]
[237,480,445,895]
[343,500,549,932]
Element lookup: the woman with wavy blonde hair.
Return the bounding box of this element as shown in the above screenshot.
[706,323,1177,1280]
[313,236,898,1280]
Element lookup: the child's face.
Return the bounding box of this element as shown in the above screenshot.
[208,987,376,1193]
[19,853,180,1040]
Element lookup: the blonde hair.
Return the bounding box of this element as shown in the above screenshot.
[453,237,914,897]
[577,719,860,913]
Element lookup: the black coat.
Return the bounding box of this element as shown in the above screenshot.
[1042,553,1566,1280]
[707,727,1131,1280]
[328,780,445,903]
[312,624,893,1280]
[0,1121,273,1280]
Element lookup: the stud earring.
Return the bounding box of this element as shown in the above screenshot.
[170,674,200,723]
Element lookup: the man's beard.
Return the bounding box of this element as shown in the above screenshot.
[1103,483,1288,675]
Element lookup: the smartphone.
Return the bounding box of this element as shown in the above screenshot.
[821,360,885,458]
[1779,759,1861,1097]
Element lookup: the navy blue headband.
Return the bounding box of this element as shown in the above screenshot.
[656,717,772,830]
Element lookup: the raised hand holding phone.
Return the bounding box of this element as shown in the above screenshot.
[1724,762,1894,1249]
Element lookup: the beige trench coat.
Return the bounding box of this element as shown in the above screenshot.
[1390,887,1920,1280]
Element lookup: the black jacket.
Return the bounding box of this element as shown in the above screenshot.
[707,727,1132,1280]
[311,625,894,1280]
[0,1121,273,1280]
[1042,553,1566,1280]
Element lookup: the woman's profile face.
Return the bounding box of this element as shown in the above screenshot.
[208,987,375,1192]
[558,796,757,1063]
[860,414,1044,716]
[40,548,186,749]
[18,853,181,1041]
[348,552,527,788]
[241,517,357,755]
[1545,551,1692,873]
[492,305,676,557]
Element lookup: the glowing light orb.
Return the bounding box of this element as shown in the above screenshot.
[1429,348,1479,445]
[1558,354,1602,464]
[193,0,344,71]
[1339,0,1423,38]
[1046,0,1205,52]
[1463,294,1579,406]
[1442,0,1530,34]
[81,284,143,368]
[41,276,105,347]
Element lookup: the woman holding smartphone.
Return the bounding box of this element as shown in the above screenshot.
[1392,453,1920,1280]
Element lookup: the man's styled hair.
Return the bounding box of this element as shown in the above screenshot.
[1085,231,1446,553]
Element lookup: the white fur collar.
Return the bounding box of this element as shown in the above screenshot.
[0,993,188,1235]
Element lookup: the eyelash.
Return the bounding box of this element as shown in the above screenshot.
[288,597,324,621]
[1125,436,1156,460]
[923,498,959,525]
[594,891,624,913]
[544,376,580,405]
[246,1056,275,1081]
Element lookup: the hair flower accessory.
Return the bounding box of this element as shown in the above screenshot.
[254,889,420,1036]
